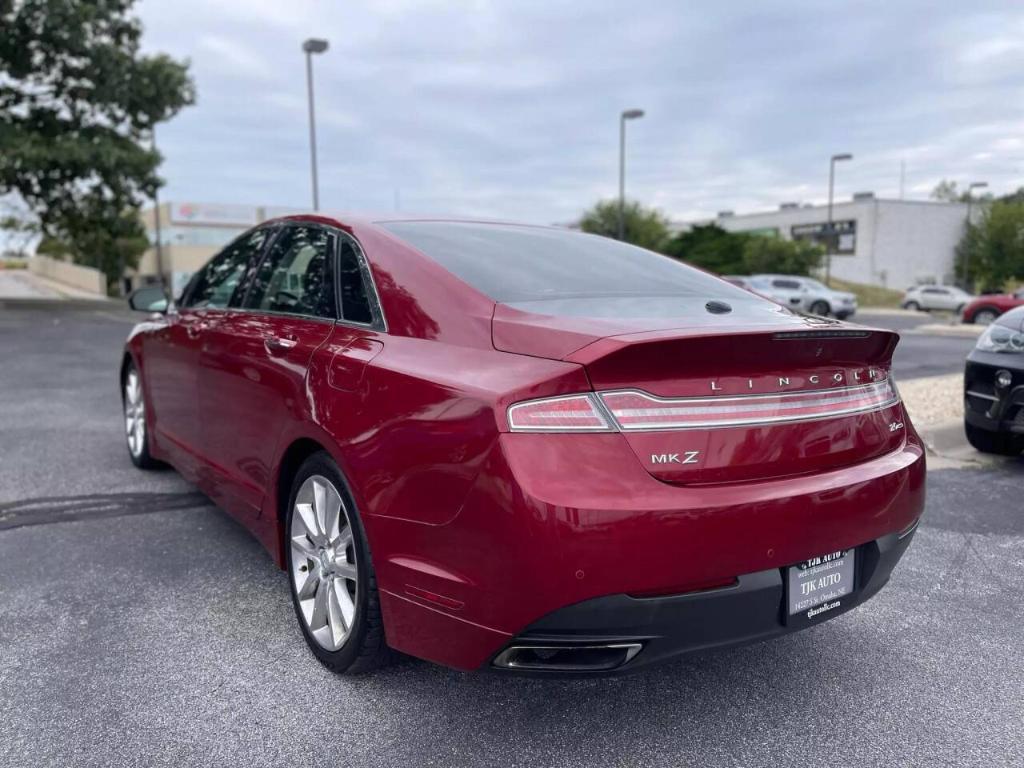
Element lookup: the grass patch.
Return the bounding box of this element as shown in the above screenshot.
[828,277,904,308]
[0,259,27,270]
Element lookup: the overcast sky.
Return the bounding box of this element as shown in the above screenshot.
[138,0,1024,224]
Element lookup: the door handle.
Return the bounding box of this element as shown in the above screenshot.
[264,336,298,354]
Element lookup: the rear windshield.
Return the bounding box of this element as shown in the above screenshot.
[380,221,750,303]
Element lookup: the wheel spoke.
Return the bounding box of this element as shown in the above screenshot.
[334,561,357,582]
[336,579,356,626]
[322,485,343,542]
[296,569,319,600]
[294,502,324,545]
[336,526,353,553]
[309,578,329,631]
[312,478,328,536]
[290,534,318,563]
[328,579,347,638]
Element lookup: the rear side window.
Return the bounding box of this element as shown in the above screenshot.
[337,237,374,325]
[772,279,802,290]
[183,228,268,309]
[244,225,335,319]
[380,222,749,303]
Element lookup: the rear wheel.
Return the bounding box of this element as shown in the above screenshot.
[972,307,999,325]
[965,423,1024,456]
[285,452,391,674]
[903,301,920,312]
[809,300,830,317]
[123,363,161,469]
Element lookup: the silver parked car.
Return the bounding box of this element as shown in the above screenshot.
[901,285,973,313]
[748,274,858,319]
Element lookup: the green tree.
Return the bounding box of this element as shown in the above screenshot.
[0,0,195,291]
[579,200,671,252]
[931,178,993,204]
[741,235,824,276]
[954,200,1024,291]
[665,223,748,274]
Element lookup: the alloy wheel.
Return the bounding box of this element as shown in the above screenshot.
[290,475,358,651]
[975,309,998,325]
[124,370,146,458]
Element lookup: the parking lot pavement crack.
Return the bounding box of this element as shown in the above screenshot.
[0,492,213,531]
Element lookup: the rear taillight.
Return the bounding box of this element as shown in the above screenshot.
[600,378,899,431]
[507,394,612,432]
[507,379,899,433]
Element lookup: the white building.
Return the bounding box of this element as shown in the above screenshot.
[686,196,973,289]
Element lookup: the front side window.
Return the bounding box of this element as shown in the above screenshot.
[183,228,269,309]
[244,225,335,319]
[772,279,802,290]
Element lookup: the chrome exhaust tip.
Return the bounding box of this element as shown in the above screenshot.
[492,643,642,672]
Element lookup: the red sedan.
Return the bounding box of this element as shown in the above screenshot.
[122,215,925,674]
[962,288,1024,325]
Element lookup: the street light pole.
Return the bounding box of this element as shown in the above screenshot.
[618,109,645,241]
[962,181,988,289]
[825,152,853,286]
[302,38,329,211]
[150,126,164,287]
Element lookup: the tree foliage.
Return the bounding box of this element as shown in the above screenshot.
[579,200,671,252]
[954,200,1024,291]
[664,223,823,276]
[0,0,195,290]
[930,179,993,204]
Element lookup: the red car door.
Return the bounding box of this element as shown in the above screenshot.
[143,231,267,471]
[197,223,337,520]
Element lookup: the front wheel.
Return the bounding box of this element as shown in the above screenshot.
[965,423,1024,456]
[903,301,920,312]
[809,300,830,317]
[286,452,391,674]
[123,363,161,469]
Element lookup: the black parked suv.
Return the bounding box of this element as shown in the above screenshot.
[964,306,1024,455]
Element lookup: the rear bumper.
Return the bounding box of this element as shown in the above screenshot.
[375,425,926,672]
[490,523,918,675]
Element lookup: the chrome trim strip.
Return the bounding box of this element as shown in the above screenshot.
[965,390,998,402]
[599,380,900,431]
[492,643,642,670]
[897,518,921,540]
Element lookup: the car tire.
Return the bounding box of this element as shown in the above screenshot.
[809,300,830,316]
[285,452,392,674]
[965,423,1024,456]
[123,362,162,469]
[972,307,1000,325]
[903,301,920,312]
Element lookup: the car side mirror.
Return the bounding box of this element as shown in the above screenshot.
[128,285,169,314]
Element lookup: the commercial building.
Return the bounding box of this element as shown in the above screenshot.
[689,196,974,289]
[134,201,303,295]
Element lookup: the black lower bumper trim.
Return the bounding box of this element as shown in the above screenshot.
[492,528,918,675]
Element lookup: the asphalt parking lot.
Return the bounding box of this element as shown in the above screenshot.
[1,303,1022,768]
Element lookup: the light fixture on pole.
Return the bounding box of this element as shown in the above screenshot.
[963,181,988,289]
[825,153,853,285]
[302,38,329,211]
[618,108,645,241]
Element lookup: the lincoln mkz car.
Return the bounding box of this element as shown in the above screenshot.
[963,305,1024,456]
[122,216,925,675]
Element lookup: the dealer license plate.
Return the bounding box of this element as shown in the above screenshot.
[786,549,856,619]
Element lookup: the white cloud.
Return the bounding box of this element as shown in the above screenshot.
[139,0,1024,223]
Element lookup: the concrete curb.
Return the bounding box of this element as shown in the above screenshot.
[910,323,983,338]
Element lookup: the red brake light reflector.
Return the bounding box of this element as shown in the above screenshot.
[507,394,612,432]
[600,378,899,431]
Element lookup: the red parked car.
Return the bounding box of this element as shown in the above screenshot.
[123,216,925,675]
[962,288,1024,325]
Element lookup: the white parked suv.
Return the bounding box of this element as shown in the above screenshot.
[900,285,973,313]
[747,275,858,319]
